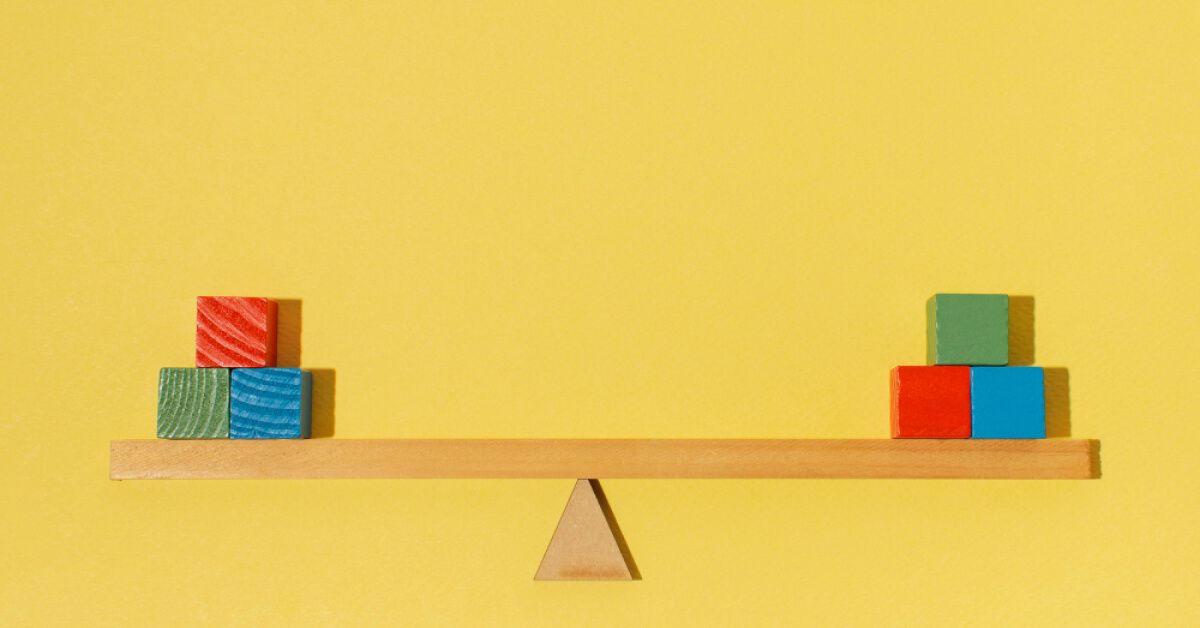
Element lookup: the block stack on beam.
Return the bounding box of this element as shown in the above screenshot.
[157,297,311,440]
[891,294,1046,439]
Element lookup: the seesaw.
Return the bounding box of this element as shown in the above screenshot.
[122,294,1095,580]
[109,438,1099,580]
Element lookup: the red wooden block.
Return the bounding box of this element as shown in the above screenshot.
[890,366,971,438]
[195,297,277,367]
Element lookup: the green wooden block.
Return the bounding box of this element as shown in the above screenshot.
[926,294,1008,365]
[157,368,230,439]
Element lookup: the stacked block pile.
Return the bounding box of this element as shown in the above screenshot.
[891,294,1045,439]
[157,297,311,439]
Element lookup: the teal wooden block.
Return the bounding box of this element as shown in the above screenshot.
[971,366,1046,438]
[157,368,230,439]
[230,368,311,439]
[926,294,1008,365]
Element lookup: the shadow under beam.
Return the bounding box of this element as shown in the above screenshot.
[1087,439,1103,478]
[590,480,642,580]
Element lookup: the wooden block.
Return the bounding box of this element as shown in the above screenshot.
[535,480,635,581]
[891,366,971,438]
[109,438,1100,479]
[971,367,1046,438]
[230,368,311,439]
[196,297,277,367]
[927,294,1008,365]
[156,368,230,439]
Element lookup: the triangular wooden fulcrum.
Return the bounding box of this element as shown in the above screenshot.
[535,479,637,581]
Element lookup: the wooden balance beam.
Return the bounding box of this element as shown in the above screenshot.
[109,438,1099,580]
[110,438,1098,480]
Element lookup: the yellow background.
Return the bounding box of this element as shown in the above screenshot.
[3,2,1198,625]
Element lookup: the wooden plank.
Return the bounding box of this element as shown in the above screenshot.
[535,480,635,581]
[109,439,1099,480]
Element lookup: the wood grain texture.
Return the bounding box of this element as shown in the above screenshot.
[535,480,635,581]
[110,439,1099,479]
[195,297,277,368]
[156,368,230,439]
[230,368,311,439]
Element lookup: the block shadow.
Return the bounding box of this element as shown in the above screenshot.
[590,479,642,580]
[276,298,303,367]
[1009,295,1034,366]
[1044,367,1070,438]
[1009,297,1069,438]
[310,368,336,438]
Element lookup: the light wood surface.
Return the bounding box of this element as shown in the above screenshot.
[535,480,635,581]
[109,438,1099,479]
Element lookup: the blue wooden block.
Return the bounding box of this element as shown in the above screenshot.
[970,367,1045,438]
[230,368,311,439]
